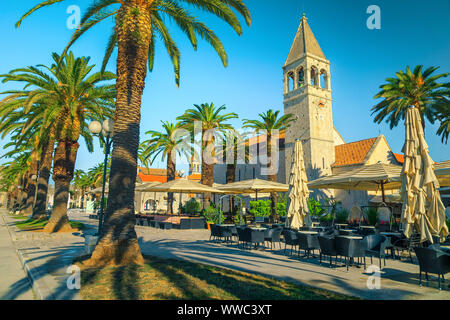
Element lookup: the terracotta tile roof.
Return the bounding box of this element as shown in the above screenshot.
[333,137,377,167]
[137,167,200,183]
[246,132,286,149]
[393,153,404,164]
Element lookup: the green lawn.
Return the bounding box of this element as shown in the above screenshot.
[78,255,358,300]
[15,218,84,231]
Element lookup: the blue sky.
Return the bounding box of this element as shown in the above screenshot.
[0,0,449,173]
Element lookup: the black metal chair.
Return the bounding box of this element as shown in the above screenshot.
[236,226,251,249]
[362,234,390,269]
[247,227,265,249]
[209,224,222,242]
[296,232,320,258]
[414,246,450,290]
[283,230,298,255]
[230,225,238,242]
[392,233,421,263]
[264,227,283,250]
[335,236,366,271]
[219,225,233,243]
[318,236,338,267]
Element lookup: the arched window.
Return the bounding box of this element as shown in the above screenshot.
[297,67,305,88]
[144,199,155,211]
[287,72,295,91]
[320,70,328,89]
[310,67,318,86]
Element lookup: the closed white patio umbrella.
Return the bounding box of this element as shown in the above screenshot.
[400,107,449,243]
[286,139,310,229]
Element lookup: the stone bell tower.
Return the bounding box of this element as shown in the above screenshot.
[283,13,335,185]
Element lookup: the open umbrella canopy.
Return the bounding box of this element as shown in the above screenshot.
[134,181,162,192]
[286,140,310,229]
[89,182,148,194]
[144,178,223,194]
[307,162,402,192]
[217,178,289,194]
[400,107,449,243]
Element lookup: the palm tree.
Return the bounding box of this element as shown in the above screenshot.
[371,65,449,131]
[140,121,189,213]
[216,129,249,212]
[177,103,238,207]
[0,107,50,218]
[435,104,450,144]
[0,52,116,232]
[243,109,295,221]
[17,0,251,266]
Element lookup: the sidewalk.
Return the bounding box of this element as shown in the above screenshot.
[0,209,90,300]
[0,212,35,300]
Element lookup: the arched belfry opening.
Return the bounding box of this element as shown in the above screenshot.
[297,67,305,88]
[310,67,319,86]
[287,71,295,91]
[320,69,328,89]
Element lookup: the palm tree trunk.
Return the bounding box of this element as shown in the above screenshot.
[18,176,28,216]
[167,156,176,214]
[43,140,79,232]
[226,163,236,213]
[23,150,39,217]
[87,1,150,266]
[267,133,278,223]
[201,129,215,208]
[33,136,55,219]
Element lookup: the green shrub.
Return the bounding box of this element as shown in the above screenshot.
[364,207,379,226]
[183,198,201,214]
[202,205,224,224]
[335,208,349,224]
[248,200,272,217]
[234,213,245,225]
[276,201,287,217]
[307,198,326,217]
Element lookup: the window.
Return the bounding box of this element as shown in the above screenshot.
[298,67,305,87]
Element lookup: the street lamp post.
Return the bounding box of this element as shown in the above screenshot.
[89,119,114,237]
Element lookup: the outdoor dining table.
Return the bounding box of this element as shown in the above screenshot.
[297,230,318,235]
[380,232,402,237]
[339,235,363,240]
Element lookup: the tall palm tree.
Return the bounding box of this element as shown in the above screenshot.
[17,0,251,266]
[216,129,249,212]
[0,107,49,218]
[0,52,116,232]
[243,109,295,221]
[371,65,449,131]
[177,103,238,207]
[140,121,189,213]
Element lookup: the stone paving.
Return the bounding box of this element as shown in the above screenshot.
[0,209,90,300]
[0,213,35,300]
[71,210,450,300]
[2,208,449,300]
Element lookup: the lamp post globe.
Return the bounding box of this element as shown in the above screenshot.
[102,119,114,135]
[89,121,102,135]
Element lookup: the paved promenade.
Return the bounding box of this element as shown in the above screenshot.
[0,212,35,300]
[0,209,88,300]
[1,209,449,300]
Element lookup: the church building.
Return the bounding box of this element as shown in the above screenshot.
[213,14,404,209]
